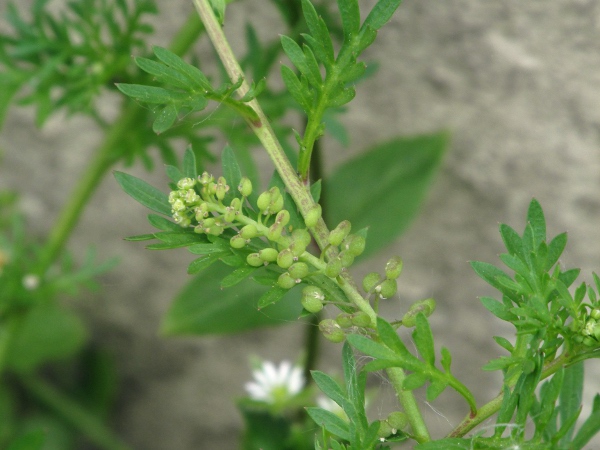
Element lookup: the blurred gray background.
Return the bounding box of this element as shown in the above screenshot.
[1,0,600,448]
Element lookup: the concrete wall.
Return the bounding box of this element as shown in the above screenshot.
[1,0,599,448]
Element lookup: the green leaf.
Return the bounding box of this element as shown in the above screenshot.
[480,296,517,321]
[492,336,514,353]
[499,223,524,259]
[470,261,516,297]
[165,165,183,183]
[220,266,257,288]
[527,198,546,246]
[301,0,334,66]
[161,263,303,335]
[148,214,181,231]
[187,253,227,274]
[413,313,435,367]
[134,56,191,90]
[281,65,311,112]
[415,438,473,450]
[115,83,187,104]
[280,35,320,88]
[153,104,178,134]
[239,404,292,450]
[346,334,397,360]
[403,372,426,390]
[182,145,198,179]
[338,0,360,41]
[6,429,45,450]
[6,304,88,373]
[426,379,448,402]
[311,371,347,409]
[546,232,567,271]
[440,347,452,372]
[559,362,584,445]
[306,407,351,441]
[362,0,403,31]
[571,409,600,450]
[326,133,446,258]
[113,171,171,216]
[257,287,289,309]
[152,46,212,91]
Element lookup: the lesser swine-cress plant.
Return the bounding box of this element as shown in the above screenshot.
[115,0,600,449]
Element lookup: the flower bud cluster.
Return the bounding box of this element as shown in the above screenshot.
[574,308,600,347]
[361,257,403,300]
[322,220,366,278]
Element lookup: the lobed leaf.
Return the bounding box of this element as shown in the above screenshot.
[152,46,212,91]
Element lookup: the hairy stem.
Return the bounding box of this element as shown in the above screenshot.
[21,375,131,450]
[34,13,204,275]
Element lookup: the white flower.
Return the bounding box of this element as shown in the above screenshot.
[22,274,40,290]
[244,360,304,405]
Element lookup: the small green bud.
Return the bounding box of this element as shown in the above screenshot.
[230,197,242,212]
[591,308,600,320]
[177,177,196,190]
[289,242,307,258]
[377,420,394,439]
[238,176,252,197]
[583,336,596,347]
[385,256,403,279]
[257,191,272,212]
[271,196,284,214]
[292,229,312,248]
[574,334,584,344]
[215,176,229,201]
[277,236,293,250]
[336,313,353,328]
[304,204,322,228]
[198,171,214,185]
[319,319,345,343]
[402,298,436,327]
[247,253,263,267]
[277,249,295,269]
[362,272,381,293]
[277,272,297,289]
[230,235,246,249]
[301,287,324,313]
[378,279,397,299]
[289,262,309,279]
[259,248,279,263]
[339,251,355,268]
[267,223,283,241]
[351,312,371,328]
[224,207,236,223]
[275,210,290,227]
[344,234,366,257]
[206,225,224,236]
[240,224,259,239]
[329,220,351,247]
[593,323,600,341]
[386,412,408,431]
[325,257,343,278]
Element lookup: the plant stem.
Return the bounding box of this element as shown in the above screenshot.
[448,352,570,438]
[193,1,430,441]
[21,375,131,450]
[34,14,204,275]
[386,367,431,443]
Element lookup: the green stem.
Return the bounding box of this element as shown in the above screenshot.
[21,375,131,450]
[386,367,431,443]
[34,14,204,275]
[448,352,570,438]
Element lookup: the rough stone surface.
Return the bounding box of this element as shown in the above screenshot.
[1,0,600,448]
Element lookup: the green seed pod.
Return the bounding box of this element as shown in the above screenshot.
[328,220,351,247]
[275,210,290,227]
[336,313,353,328]
[304,204,322,228]
[224,207,236,223]
[377,420,394,439]
[339,251,355,268]
[238,176,252,197]
[259,248,279,262]
[378,279,397,299]
[289,262,309,279]
[385,256,403,280]
[277,272,297,289]
[292,229,312,248]
[270,195,284,214]
[267,223,283,241]
[206,225,224,236]
[230,235,246,249]
[386,412,408,431]
[344,234,366,257]
[277,249,295,269]
[246,253,263,267]
[230,197,242,212]
[402,298,436,327]
[301,293,323,313]
[325,257,343,278]
[289,242,307,258]
[277,236,293,250]
[240,224,259,240]
[351,312,371,328]
[302,285,324,299]
[215,176,229,201]
[591,308,600,320]
[319,319,345,343]
[257,191,272,212]
[362,272,381,293]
